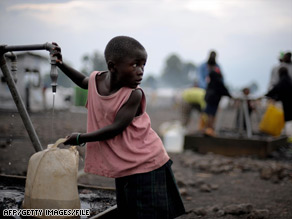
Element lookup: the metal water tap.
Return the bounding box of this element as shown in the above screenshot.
[1,43,59,93]
[49,49,58,93]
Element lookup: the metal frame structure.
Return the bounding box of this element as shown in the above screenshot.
[0,43,58,152]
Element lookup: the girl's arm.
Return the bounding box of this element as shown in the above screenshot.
[57,62,89,89]
[52,42,89,89]
[64,89,143,145]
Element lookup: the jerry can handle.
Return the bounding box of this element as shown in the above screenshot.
[48,138,67,149]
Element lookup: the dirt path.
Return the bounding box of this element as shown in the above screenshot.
[0,109,291,219]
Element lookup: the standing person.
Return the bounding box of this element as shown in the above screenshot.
[266,66,292,137]
[52,36,185,219]
[269,51,292,90]
[203,69,232,136]
[282,52,292,79]
[198,50,221,89]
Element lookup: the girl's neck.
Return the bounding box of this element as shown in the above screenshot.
[105,72,122,94]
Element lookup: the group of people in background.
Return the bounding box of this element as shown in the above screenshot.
[182,50,232,137]
[181,50,292,138]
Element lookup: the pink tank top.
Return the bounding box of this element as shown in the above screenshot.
[84,71,169,178]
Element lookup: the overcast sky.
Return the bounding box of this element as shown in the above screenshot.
[1,0,291,94]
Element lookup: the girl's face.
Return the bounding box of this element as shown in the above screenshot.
[114,48,147,89]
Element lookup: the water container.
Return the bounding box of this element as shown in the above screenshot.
[22,138,80,218]
[160,121,184,153]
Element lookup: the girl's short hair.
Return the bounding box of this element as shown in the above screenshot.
[104,36,145,62]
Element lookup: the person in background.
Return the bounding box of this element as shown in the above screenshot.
[52,36,185,219]
[266,66,292,137]
[203,68,232,136]
[181,80,206,132]
[269,51,292,91]
[198,50,221,89]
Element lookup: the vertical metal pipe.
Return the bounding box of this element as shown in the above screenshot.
[238,99,244,135]
[243,99,252,138]
[0,54,43,152]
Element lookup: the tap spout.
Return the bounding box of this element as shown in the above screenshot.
[49,51,58,93]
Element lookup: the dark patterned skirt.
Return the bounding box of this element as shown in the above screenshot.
[115,160,186,219]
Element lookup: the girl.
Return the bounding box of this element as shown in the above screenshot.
[53,36,185,219]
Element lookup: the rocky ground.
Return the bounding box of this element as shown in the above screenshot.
[0,107,292,219]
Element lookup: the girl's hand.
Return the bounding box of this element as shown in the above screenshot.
[64,132,79,145]
[52,42,63,65]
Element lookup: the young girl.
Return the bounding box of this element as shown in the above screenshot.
[52,36,185,218]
